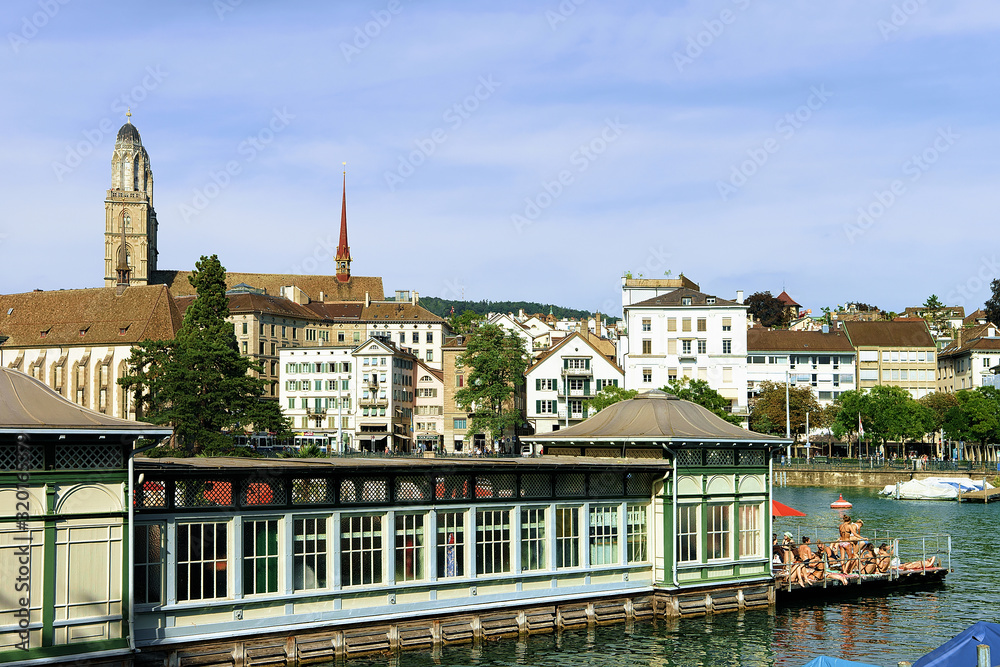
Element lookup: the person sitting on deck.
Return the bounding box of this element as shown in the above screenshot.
[897,556,937,571]
[856,543,878,575]
[815,540,842,569]
[875,543,892,573]
[810,541,849,584]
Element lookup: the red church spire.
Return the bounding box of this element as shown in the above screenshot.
[336,164,352,283]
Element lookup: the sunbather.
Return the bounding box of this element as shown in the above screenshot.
[897,556,937,571]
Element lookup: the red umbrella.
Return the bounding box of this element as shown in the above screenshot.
[771,499,807,517]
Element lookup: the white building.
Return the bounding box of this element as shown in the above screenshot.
[620,287,748,415]
[620,274,704,310]
[526,331,625,433]
[937,322,1000,393]
[279,338,417,453]
[746,328,857,407]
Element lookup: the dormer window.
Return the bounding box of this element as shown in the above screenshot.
[682,297,692,306]
[706,297,716,305]
[119,326,130,336]
[40,328,50,338]
[79,327,89,337]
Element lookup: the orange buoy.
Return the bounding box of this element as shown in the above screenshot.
[830,494,853,509]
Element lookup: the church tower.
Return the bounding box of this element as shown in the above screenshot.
[335,167,352,283]
[104,110,158,287]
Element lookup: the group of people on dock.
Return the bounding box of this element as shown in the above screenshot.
[772,515,937,588]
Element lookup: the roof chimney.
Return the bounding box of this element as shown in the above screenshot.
[319,291,325,302]
[822,324,829,334]
[411,291,418,306]
[365,291,370,308]
[736,290,744,304]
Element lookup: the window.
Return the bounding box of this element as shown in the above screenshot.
[722,317,732,331]
[243,519,279,595]
[537,399,556,414]
[642,339,652,354]
[454,418,467,430]
[436,511,465,577]
[682,297,692,306]
[135,524,164,605]
[281,326,287,338]
[294,518,327,590]
[426,332,434,343]
[537,378,555,391]
[341,515,382,586]
[521,507,547,571]
[626,504,648,563]
[399,333,406,344]
[426,350,433,362]
[682,318,692,332]
[642,318,651,332]
[722,339,732,354]
[677,505,698,563]
[177,522,228,601]
[476,509,511,575]
[642,368,652,383]
[697,339,706,354]
[738,504,761,558]
[555,507,580,568]
[682,340,692,355]
[707,505,731,560]
[395,513,425,582]
[338,332,345,343]
[242,322,248,335]
[354,331,361,342]
[667,318,677,332]
[456,374,464,388]
[589,504,618,566]
[697,318,707,332]
[860,369,878,381]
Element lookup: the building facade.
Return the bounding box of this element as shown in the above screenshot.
[746,328,857,407]
[414,361,445,451]
[526,332,625,434]
[620,288,748,416]
[843,321,937,398]
[936,323,1000,393]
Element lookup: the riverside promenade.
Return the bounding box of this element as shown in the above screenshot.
[778,458,999,488]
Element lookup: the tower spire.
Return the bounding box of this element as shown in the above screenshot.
[126,107,132,124]
[335,163,352,283]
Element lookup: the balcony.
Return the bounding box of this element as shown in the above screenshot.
[558,388,593,398]
[561,367,592,377]
[360,397,388,407]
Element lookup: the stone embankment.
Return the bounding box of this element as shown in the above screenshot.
[781,467,998,488]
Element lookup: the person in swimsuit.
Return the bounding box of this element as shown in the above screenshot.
[838,516,856,572]
[898,556,937,571]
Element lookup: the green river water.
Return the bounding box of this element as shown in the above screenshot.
[342,485,999,667]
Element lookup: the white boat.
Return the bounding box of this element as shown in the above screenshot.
[879,476,994,500]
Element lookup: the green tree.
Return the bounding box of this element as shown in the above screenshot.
[744,291,787,328]
[448,309,483,335]
[919,391,960,433]
[985,279,1000,328]
[921,294,951,336]
[943,387,1000,445]
[585,385,638,414]
[119,255,290,454]
[454,324,529,441]
[748,380,821,438]
[662,377,742,425]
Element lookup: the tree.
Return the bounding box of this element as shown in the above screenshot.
[830,390,866,445]
[448,309,482,335]
[943,387,1000,445]
[748,380,820,438]
[985,278,1000,328]
[119,255,290,454]
[662,377,742,425]
[454,324,529,441]
[744,291,787,328]
[919,391,960,433]
[585,385,638,414]
[833,386,933,456]
[921,294,951,336]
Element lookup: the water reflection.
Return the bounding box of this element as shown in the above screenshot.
[343,487,997,667]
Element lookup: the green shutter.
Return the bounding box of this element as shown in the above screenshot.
[585,359,590,370]
[536,400,541,413]
[536,378,541,390]
[564,359,569,369]
[584,379,590,395]
[613,378,619,387]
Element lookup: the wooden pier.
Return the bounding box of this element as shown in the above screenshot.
[958,487,1000,503]
[776,567,948,600]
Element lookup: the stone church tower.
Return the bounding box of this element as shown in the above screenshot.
[104,111,158,287]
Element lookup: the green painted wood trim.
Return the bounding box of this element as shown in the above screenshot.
[0,471,126,485]
[121,517,130,642]
[0,511,127,525]
[0,638,129,664]
[41,522,55,647]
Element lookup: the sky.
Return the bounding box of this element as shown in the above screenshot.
[2,1,999,318]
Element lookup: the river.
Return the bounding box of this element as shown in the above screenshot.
[343,486,999,667]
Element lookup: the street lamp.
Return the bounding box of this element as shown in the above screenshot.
[785,371,792,462]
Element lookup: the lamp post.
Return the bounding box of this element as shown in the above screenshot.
[805,408,811,462]
[785,371,792,462]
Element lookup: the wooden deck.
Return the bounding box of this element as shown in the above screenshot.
[775,567,948,600]
[958,487,1000,503]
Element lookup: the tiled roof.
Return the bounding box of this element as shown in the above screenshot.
[0,285,182,347]
[174,292,325,321]
[903,305,966,319]
[843,320,935,348]
[938,323,1000,358]
[776,291,800,307]
[305,302,364,320]
[747,329,854,353]
[416,359,444,383]
[964,309,988,326]
[151,270,383,302]
[360,302,444,323]
[628,288,740,309]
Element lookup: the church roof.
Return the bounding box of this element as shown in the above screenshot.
[0,367,171,434]
[0,285,182,347]
[150,270,384,302]
[116,122,142,143]
[524,390,785,443]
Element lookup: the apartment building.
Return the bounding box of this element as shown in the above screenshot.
[746,328,856,407]
[414,360,445,450]
[936,322,1000,392]
[843,320,936,398]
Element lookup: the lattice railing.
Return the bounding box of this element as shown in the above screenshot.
[676,448,703,467]
[706,449,735,466]
[242,478,285,506]
[520,473,551,498]
[555,473,585,498]
[738,450,765,467]
[339,477,388,504]
[55,443,122,469]
[395,475,431,502]
[175,479,234,507]
[625,472,657,496]
[589,471,623,497]
[0,445,43,471]
[292,478,328,504]
[135,480,167,508]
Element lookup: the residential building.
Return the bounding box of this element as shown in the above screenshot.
[620,287,748,416]
[414,360,445,450]
[354,337,416,452]
[936,322,1000,393]
[278,345,355,450]
[485,312,534,356]
[360,292,448,369]
[525,331,625,433]
[746,328,857,407]
[621,274,702,310]
[0,285,182,419]
[843,320,937,398]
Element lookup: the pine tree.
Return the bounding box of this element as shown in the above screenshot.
[120,255,290,454]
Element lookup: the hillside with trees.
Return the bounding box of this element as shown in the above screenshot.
[420,297,610,322]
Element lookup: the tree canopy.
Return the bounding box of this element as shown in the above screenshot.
[985,279,1000,328]
[830,386,933,447]
[662,377,742,425]
[748,380,821,438]
[943,386,1000,445]
[744,291,787,328]
[454,324,529,441]
[447,309,483,335]
[421,297,600,322]
[921,294,952,335]
[119,255,290,455]
[584,385,638,414]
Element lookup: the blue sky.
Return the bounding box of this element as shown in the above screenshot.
[2,1,999,317]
